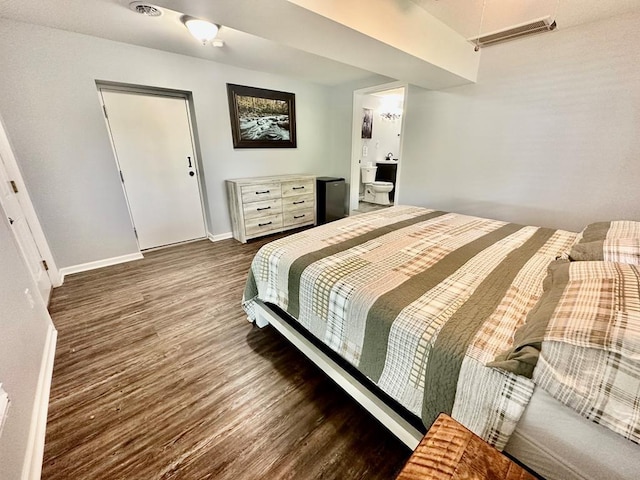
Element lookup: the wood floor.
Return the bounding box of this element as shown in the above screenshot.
[43,237,411,479]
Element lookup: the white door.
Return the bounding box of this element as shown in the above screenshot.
[100,90,206,250]
[0,152,52,302]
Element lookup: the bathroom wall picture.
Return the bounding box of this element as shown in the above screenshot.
[226,83,297,148]
[361,108,373,139]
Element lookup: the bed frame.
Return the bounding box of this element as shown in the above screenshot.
[252,299,424,449]
[253,299,640,480]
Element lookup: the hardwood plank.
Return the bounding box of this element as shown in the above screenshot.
[43,237,411,479]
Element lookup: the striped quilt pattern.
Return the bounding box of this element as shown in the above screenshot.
[243,206,577,449]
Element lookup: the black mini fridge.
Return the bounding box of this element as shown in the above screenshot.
[316,177,346,224]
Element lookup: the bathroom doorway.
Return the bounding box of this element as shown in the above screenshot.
[349,82,407,214]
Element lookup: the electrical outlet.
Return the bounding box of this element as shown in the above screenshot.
[362,145,368,157]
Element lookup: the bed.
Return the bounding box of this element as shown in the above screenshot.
[242,206,640,479]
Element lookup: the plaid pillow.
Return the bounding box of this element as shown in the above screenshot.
[534,260,640,444]
[569,221,640,265]
[489,259,640,376]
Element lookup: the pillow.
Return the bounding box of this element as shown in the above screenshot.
[488,259,640,377]
[569,220,640,265]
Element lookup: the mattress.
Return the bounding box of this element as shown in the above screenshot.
[506,387,639,480]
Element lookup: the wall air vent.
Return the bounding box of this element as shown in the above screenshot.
[470,16,556,49]
[129,2,163,17]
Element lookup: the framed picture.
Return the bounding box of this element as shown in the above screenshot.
[361,108,373,139]
[226,84,297,148]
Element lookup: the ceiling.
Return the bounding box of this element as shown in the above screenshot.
[411,0,640,38]
[0,0,375,86]
[1,0,639,87]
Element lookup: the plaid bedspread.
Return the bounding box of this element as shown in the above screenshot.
[532,261,640,445]
[243,206,576,449]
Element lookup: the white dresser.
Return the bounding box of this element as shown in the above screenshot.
[226,174,316,243]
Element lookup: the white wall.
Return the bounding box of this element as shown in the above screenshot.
[0,18,332,269]
[0,212,53,478]
[361,94,402,164]
[399,12,640,232]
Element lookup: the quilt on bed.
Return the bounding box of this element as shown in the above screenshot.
[243,206,577,449]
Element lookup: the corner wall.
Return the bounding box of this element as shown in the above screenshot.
[0,19,332,269]
[327,75,396,185]
[399,12,640,232]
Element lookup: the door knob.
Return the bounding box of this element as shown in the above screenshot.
[8,217,14,225]
[189,171,195,177]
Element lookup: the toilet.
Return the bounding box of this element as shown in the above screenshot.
[360,166,394,205]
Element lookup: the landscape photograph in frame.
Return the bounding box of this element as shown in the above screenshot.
[226,84,297,148]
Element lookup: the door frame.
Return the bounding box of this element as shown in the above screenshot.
[0,114,61,291]
[349,81,408,214]
[97,83,209,250]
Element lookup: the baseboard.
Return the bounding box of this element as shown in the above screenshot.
[59,252,143,283]
[49,269,63,288]
[22,323,57,480]
[207,232,233,242]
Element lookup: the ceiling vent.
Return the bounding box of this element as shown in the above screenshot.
[129,2,163,17]
[470,16,556,49]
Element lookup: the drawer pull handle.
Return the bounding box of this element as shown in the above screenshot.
[294,214,305,219]
[256,190,270,195]
[293,200,305,205]
[258,221,273,227]
[257,206,271,211]
[292,186,305,190]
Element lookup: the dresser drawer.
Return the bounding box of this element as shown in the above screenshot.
[243,198,282,220]
[227,175,316,243]
[284,208,314,227]
[241,183,282,203]
[245,213,283,237]
[283,193,314,212]
[282,179,314,197]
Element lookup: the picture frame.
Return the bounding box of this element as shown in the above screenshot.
[361,108,373,139]
[226,83,297,148]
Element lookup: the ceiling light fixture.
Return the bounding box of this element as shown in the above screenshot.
[182,17,220,46]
